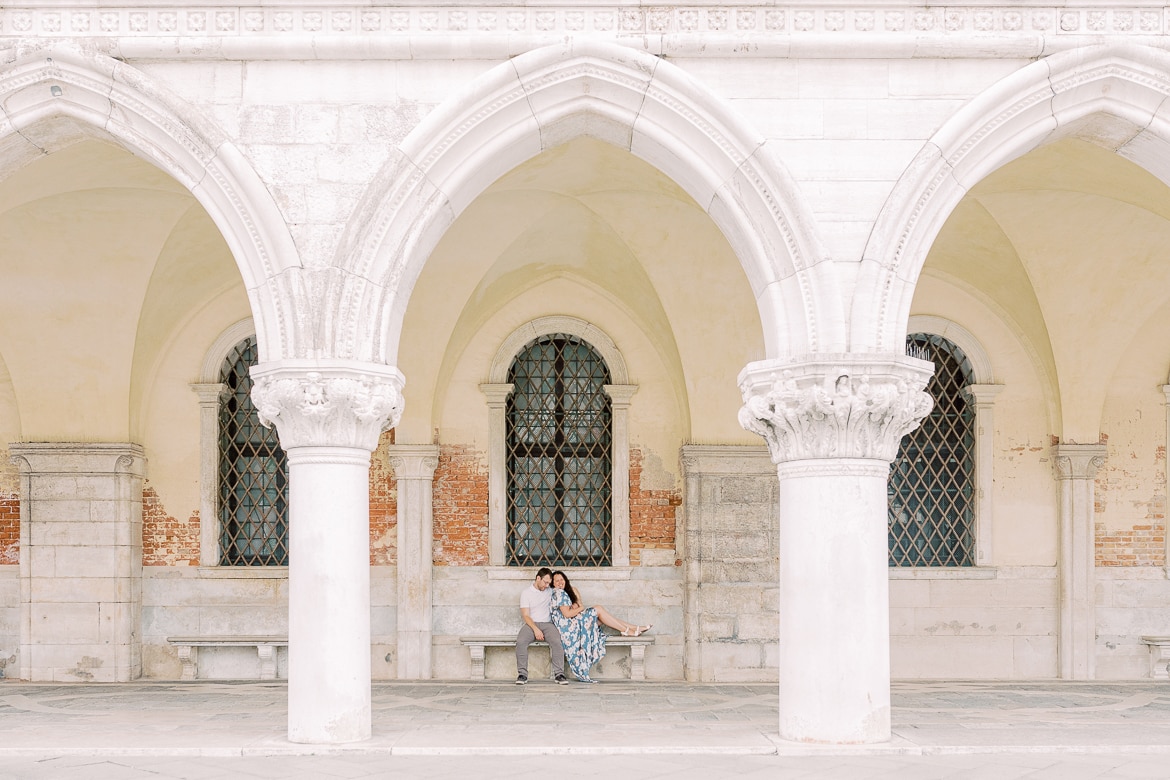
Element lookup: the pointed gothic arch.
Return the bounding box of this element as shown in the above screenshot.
[856,43,1170,353]
[335,39,837,366]
[0,45,300,361]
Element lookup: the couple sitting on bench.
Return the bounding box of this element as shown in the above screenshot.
[515,567,652,685]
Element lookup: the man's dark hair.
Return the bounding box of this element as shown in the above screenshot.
[535,567,553,580]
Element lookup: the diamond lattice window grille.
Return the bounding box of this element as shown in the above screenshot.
[217,337,289,566]
[888,333,976,567]
[506,334,613,567]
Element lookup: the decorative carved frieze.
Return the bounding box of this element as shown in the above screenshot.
[738,354,933,464]
[250,362,405,451]
[0,5,1162,39]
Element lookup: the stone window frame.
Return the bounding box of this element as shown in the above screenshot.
[893,315,1002,575]
[481,316,637,567]
[191,318,288,570]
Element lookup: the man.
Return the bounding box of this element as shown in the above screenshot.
[515,567,568,685]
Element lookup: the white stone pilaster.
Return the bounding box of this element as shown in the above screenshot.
[191,382,226,567]
[481,383,512,567]
[387,445,439,680]
[11,443,146,683]
[739,353,932,744]
[1053,443,1106,681]
[605,384,637,567]
[962,384,1004,566]
[250,361,404,745]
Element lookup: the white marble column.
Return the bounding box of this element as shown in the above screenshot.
[10,443,146,682]
[1053,443,1106,681]
[251,361,404,745]
[739,354,933,744]
[387,445,439,679]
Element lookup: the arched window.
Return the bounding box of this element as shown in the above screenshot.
[506,334,612,567]
[217,336,289,566]
[889,333,976,567]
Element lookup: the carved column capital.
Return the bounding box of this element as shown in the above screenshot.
[250,360,405,451]
[387,444,441,480]
[1053,443,1107,480]
[738,353,934,463]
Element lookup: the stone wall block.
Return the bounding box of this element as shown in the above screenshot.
[31,602,101,644]
[705,504,775,530]
[699,560,777,585]
[912,606,1056,637]
[700,532,774,559]
[52,546,118,578]
[718,476,776,505]
[25,499,92,522]
[29,521,118,547]
[198,606,287,636]
[317,144,394,184]
[433,605,517,636]
[1105,578,1170,609]
[1096,606,1170,635]
[699,614,735,640]
[239,105,296,143]
[32,577,123,604]
[244,144,320,186]
[293,105,340,144]
[370,567,397,604]
[701,642,768,672]
[1012,636,1059,678]
[140,605,200,639]
[89,497,136,524]
[891,635,1014,678]
[735,613,779,641]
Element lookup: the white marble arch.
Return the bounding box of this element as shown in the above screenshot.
[334,38,838,368]
[857,42,1170,354]
[0,44,299,363]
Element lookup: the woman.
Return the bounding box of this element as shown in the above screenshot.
[548,570,652,683]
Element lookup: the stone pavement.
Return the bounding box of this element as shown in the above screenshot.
[0,680,1168,778]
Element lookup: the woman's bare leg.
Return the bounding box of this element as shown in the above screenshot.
[592,605,635,633]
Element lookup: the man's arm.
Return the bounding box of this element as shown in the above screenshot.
[520,607,544,641]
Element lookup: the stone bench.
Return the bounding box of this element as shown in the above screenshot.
[459,634,654,681]
[167,635,288,681]
[1141,635,1170,679]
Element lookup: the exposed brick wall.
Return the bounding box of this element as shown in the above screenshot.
[432,444,488,566]
[0,491,17,564]
[142,483,200,566]
[1096,521,1166,567]
[369,429,398,565]
[629,448,681,567]
[1094,433,1166,566]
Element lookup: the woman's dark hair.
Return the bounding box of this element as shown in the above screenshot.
[550,570,580,605]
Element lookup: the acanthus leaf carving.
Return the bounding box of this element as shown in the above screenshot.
[251,362,405,451]
[738,354,934,464]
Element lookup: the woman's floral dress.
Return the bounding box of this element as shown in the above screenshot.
[549,588,606,681]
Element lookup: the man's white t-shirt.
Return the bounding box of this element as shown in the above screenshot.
[520,584,552,623]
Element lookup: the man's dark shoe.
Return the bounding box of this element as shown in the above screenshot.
[516,674,528,685]
[554,674,569,685]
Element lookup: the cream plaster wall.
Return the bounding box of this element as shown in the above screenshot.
[0,142,195,440]
[0,138,251,525]
[398,138,763,482]
[910,275,1057,567]
[1097,297,1170,543]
